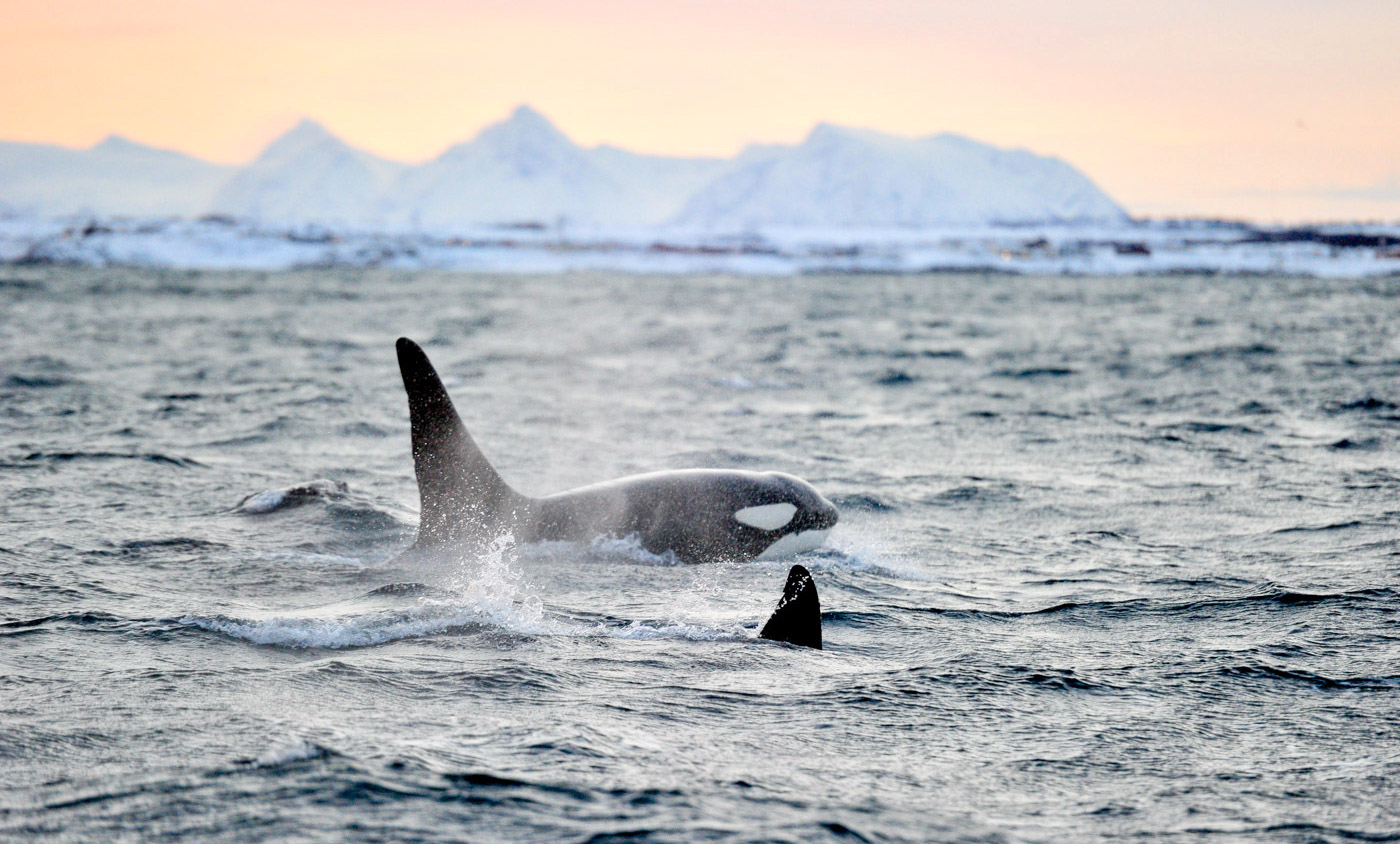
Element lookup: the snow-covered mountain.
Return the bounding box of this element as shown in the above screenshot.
[673,123,1126,228]
[0,108,1128,229]
[211,107,730,228]
[208,119,404,227]
[0,136,231,217]
[387,106,634,228]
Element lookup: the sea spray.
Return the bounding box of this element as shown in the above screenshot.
[434,532,548,633]
[178,535,554,647]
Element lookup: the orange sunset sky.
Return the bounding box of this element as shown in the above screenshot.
[2,0,1398,222]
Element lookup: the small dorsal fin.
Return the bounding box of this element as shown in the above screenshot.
[759,565,822,649]
[396,337,526,548]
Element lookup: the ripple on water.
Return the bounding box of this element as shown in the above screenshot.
[5,268,1400,843]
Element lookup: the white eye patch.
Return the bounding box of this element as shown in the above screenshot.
[733,502,797,531]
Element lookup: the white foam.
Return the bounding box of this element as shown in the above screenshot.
[182,606,489,648]
[238,489,286,514]
[252,739,326,767]
[713,375,793,390]
[794,530,940,583]
[178,530,858,648]
[184,534,557,648]
[183,598,757,648]
[265,551,372,568]
[237,479,347,514]
[603,620,754,642]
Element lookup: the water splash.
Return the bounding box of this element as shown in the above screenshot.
[434,533,547,632]
[795,528,938,583]
[180,534,555,648]
[248,738,330,768]
[586,534,683,566]
[604,619,754,642]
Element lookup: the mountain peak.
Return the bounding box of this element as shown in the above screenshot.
[279,118,337,145]
[480,104,571,146]
[90,134,206,164]
[803,122,899,151]
[676,119,1126,226]
[92,134,144,153]
[433,104,582,173]
[507,104,552,127]
[253,118,348,163]
[804,122,850,144]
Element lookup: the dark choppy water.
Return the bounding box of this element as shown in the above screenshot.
[3,267,1400,843]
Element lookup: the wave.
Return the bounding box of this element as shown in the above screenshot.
[174,533,769,649]
[178,606,500,649]
[0,276,44,291]
[260,550,376,568]
[925,483,1019,505]
[603,620,753,642]
[5,374,72,388]
[1325,396,1398,413]
[1157,421,1261,435]
[20,450,203,468]
[1329,437,1381,450]
[236,479,349,514]
[831,663,1125,702]
[829,493,899,513]
[0,612,116,629]
[992,367,1076,378]
[1272,520,1365,534]
[875,369,918,386]
[177,595,770,650]
[0,611,139,637]
[229,480,413,544]
[793,537,940,583]
[1214,663,1400,691]
[1250,824,1400,842]
[238,738,335,769]
[118,537,228,553]
[709,375,792,391]
[1004,665,1122,692]
[909,585,1397,620]
[188,541,551,648]
[1169,343,1278,366]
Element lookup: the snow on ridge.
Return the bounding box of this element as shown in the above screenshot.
[1,106,1126,230]
[388,105,636,228]
[673,122,1127,229]
[0,136,231,218]
[208,119,405,227]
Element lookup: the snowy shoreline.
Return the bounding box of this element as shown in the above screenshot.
[3,214,1397,278]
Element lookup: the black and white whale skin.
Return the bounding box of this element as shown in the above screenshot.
[395,337,839,565]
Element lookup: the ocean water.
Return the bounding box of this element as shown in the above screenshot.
[2,267,1399,843]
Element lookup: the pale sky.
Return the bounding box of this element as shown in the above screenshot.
[2,0,1398,221]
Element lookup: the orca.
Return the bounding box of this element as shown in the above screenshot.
[395,337,838,565]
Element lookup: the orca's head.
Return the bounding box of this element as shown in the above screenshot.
[730,471,839,560]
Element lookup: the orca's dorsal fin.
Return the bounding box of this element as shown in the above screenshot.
[396,337,527,548]
[759,565,822,649]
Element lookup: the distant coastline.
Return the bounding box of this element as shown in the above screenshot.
[2,214,1396,278]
